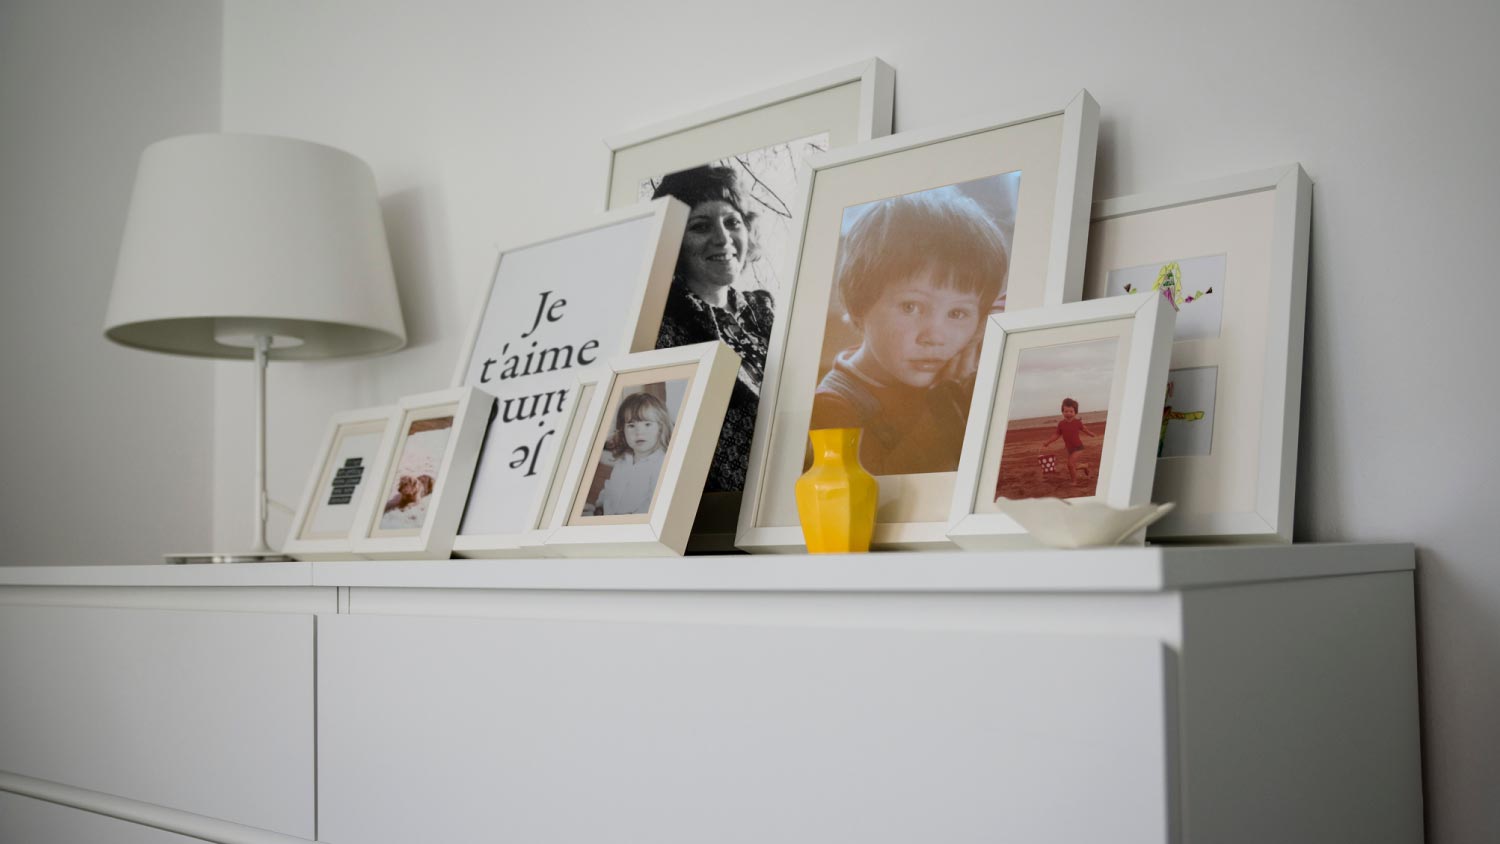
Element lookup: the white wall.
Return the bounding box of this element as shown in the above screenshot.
[0,0,221,564]
[145,0,1500,840]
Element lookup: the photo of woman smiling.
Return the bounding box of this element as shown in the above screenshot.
[650,166,776,494]
[810,174,1019,475]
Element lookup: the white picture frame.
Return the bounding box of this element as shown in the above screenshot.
[282,405,402,561]
[1084,164,1312,542]
[946,295,1177,550]
[452,375,601,558]
[352,386,493,560]
[450,198,687,554]
[603,58,895,553]
[545,342,741,558]
[736,90,1102,553]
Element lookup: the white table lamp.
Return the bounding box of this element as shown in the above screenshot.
[105,134,406,562]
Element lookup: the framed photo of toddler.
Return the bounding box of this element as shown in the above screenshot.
[544,341,741,558]
[352,386,494,560]
[945,295,1177,550]
[282,405,402,561]
[736,91,1101,552]
[603,58,895,552]
[1083,164,1312,542]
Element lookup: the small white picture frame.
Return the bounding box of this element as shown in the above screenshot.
[737,90,1101,553]
[451,198,688,552]
[352,386,493,561]
[282,405,402,561]
[1084,164,1312,542]
[544,342,741,558]
[946,294,1176,550]
[452,375,601,558]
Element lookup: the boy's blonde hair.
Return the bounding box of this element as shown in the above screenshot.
[834,190,1009,327]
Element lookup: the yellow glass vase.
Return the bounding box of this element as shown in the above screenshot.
[795,428,878,554]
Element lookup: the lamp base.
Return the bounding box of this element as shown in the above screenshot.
[164,551,294,565]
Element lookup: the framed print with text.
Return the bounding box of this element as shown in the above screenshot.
[283,405,402,561]
[545,342,740,558]
[1084,164,1312,542]
[451,198,687,557]
[946,295,1176,550]
[604,58,895,551]
[736,91,1101,552]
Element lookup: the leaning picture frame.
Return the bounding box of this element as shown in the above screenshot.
[353,386,493,561]
[450,198,687,557]
[946,295,1176,550]
[736,91,1101,552]
[282,404,403,561]
[452,375,601,558]
[603,57,895,551]
[545,341,740,558]
[1083,164,1312,542]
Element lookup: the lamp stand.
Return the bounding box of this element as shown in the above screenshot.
[165,334,291,564]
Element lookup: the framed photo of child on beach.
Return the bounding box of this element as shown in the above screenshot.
[946,295,1176,550]
[544,341,741,557]
[352,387,493,560]
[1084,164,1312,543]
[282,404,403,560]
[736,91,1101,552]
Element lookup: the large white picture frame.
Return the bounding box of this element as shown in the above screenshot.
[603,58,895,552]
[1084,164,1312,542]
[737,91,1101,553]
[353,386,493,561]
[946,295,1176,550]
[282,404,402,561]
[450,198,687,556]
[545,342,740,558]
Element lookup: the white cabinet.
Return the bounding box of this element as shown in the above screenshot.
[0,792,199,844]
[0,544,1422,843]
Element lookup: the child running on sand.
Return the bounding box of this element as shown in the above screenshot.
[1042,397,1099,481]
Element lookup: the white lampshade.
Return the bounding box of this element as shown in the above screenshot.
[105,133,406,359]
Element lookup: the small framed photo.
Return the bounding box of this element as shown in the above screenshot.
[353,387,493,560]
[545,341,741,557]
[946,295,1176,550]
[1084,164,1312,542]
[737,91,1101,552]
[603,58,895,550]
[451,199,687,555]
[282,405,402,560]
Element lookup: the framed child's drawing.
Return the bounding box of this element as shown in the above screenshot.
[353,386,493,560]
[283,405,402,561]
[946,295,1177,550]
[736,91,1101,552]
[450,198,687,557]
[603,58,895,551]
[544,342,740,558]
[1084,164,1312,542]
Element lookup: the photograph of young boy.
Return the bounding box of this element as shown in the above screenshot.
[992,337,1118,501]
[809,173,1019,476]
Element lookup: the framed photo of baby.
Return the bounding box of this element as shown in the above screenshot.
[737,91,1101,552]
[352,386,492,560]
[545,342,742,557]
[946,295,1177,551]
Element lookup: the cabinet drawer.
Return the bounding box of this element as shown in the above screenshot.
[0,605,315,838]
[0,792,200,844]
[319,614,1176,844]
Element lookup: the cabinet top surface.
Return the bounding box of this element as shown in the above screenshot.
[0,543,1413,593]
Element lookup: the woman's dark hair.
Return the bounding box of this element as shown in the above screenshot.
[652,165,761,262]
